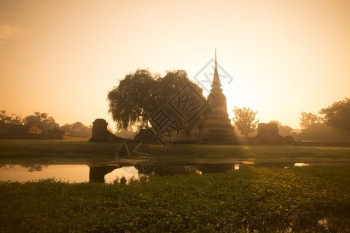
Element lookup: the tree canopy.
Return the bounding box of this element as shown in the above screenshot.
[107,69,204,130]
[0,110,22,132]
[320,97,350,135]
[1,111,60,131]
[61,122,92,138]
[299,112,322,130]
[23,112,59,131]
[233,107,259,137]
[296,98,350,141]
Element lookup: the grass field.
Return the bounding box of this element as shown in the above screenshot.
[0,167,349,232]
[1,139,350,165]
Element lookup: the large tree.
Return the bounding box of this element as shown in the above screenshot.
[107,69,204,130]
[319,97,350,135]
[108,70,157,129]
[233,107,259,137]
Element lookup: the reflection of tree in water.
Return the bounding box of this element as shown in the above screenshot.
[0,163,49,172]
[23,164,49,172]
[89,165,118,183]
[0,164,9,169]
[0,164,16,170]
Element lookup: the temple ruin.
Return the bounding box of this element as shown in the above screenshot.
[89,118,124,142]
[199,52,238,144]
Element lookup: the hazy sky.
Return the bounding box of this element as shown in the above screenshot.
[1,0,349,129]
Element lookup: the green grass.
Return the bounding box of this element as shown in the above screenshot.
[0,140,350,165]
[155,144,350,162]
[0,167,349,232]
[0,140,118,158]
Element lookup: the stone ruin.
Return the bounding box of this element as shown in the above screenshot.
[254,123,294,145]
[46,128,64,139]
[89,119,123,142]
[255,123,283,144]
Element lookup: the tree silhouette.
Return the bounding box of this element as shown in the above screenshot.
[299,112,322,130]
[23,112,58,130]
[61,122,92,138]
[0,110,22,131]
[107,69,204,130]
[233,107,259,137]
[320,97,350,135]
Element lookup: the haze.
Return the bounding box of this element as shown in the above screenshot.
[1,0,349,129]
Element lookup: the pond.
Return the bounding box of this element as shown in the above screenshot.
[1,160,349,184]
[0,164,140,184]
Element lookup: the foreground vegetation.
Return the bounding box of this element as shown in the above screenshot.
[1,140,350,165]
[0,167,349,232]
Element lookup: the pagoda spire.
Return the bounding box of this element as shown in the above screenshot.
[212,49,221,89]
[201,50,237,144]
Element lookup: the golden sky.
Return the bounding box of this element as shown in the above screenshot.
[1,0,349,129]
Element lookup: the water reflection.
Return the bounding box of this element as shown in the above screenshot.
[0,161,348,183]
[0,164,49,172]
[0,164,89,183]
[89,165,118,182]
[0,163,238,183]
[104,166,139,183]
[140,163,236,175]
[26,164,49,172]
[0,164,143,184]
[90,165,140,184]
[294,163,310,167]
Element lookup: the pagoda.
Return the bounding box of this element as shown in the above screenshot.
[200,51,237,144]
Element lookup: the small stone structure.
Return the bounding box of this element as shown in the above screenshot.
[257,123,279,138]
[46,128,64,139]
[254,123,283,144]
[89,118,124,142]
[90,119,108,142]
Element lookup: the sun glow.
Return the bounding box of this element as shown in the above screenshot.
[1,0,349,129]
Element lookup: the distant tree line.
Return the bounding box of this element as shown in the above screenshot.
[0,110,92,138]
[60,122,92,138]
[296,97,350,141]
[232,97,350,141]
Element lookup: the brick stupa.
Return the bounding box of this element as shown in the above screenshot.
[200,51,237,144]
